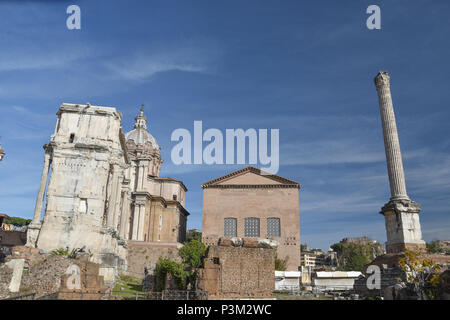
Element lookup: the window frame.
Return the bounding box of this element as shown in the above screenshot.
[244,217,260,237]
[267,217,281,238]
[223,217,237,237]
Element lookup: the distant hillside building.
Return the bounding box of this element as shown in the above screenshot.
[301,250,337,269]
[201,166,301,271]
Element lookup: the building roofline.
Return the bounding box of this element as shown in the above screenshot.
[201,166,301,189]
[152,177,188,192]
[132,192,190,216]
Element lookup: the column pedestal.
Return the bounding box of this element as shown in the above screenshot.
[25,222,42,248]
[380,199,426,254]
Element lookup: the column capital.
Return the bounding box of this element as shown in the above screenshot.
[374,71,390,88]
[134,199,146,206]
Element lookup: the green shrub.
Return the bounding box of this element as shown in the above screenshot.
[155,257,188,292]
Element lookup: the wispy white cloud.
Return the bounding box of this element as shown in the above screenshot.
[301,191,380,216]
[0,105,54,141]
[0,48,92,72]
[281,138,385,165]
[407,153,450,191]
[103,42,221,81]
[105,56,206,80]
[11,105,54,120]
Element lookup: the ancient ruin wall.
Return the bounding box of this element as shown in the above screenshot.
[126,241,182,279]
[198,245,275,298]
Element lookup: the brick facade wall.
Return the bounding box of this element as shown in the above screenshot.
[202,186,300,270]
[126,241,182,279]
[0,231,26,248]
[197,245,275,298]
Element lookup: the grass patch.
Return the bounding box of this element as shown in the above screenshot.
[112,274,144,300]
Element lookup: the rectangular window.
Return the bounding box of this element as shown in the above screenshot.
[224,218,237,237]
[267,218,281,237]
[244,217,260,237]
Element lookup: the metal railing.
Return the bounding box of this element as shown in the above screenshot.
[110,290,208,300]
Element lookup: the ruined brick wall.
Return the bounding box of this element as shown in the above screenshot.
[0,246,107,300]
[58,261,106,300]
[0,231,26,248]
[198,244,275,298]
[126,241,182,279]
[0,263,14,299]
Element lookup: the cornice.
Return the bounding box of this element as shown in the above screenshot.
[204,184,300,189]
[201,166,301,189]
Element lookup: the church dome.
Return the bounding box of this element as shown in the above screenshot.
[125,128,159,149]
[125,107,160,150]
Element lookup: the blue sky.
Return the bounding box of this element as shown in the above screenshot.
[0,0,449,250]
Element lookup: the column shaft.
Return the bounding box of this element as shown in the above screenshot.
[131,204,139,240]
[138,204,146,241]
[375,72,409,200]
[32,151,51,223]
[106,166,120,228]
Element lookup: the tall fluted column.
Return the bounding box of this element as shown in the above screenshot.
[26,145,52,247]
[131,204,139,240]
[119,192,130,238]
[375,71,425,254]
[374,71,409,201]
[106,165,120,228]
[32,149,52,223]
[138,204,146,241]
[112,174,124,230]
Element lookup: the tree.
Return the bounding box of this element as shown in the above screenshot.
[185,230,202,242]
[155,257,188,292]
[344,249,371,271]
[4,216,31,227]
[426,240,449,255]
[154,240,207,291]
[178,239,207,287]
[274,250,289,271]
[179,239,206,270]
[331,242,372,272]
[398,248,442,300]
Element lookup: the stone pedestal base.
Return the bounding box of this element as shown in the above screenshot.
[381,198,421,215]
[386,242,426,254]
[25,223,41,248]
[380,199,425,254]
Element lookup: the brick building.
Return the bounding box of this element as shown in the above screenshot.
[197,242,275,298]
[301,249,338,269]
[201,167,301,271]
